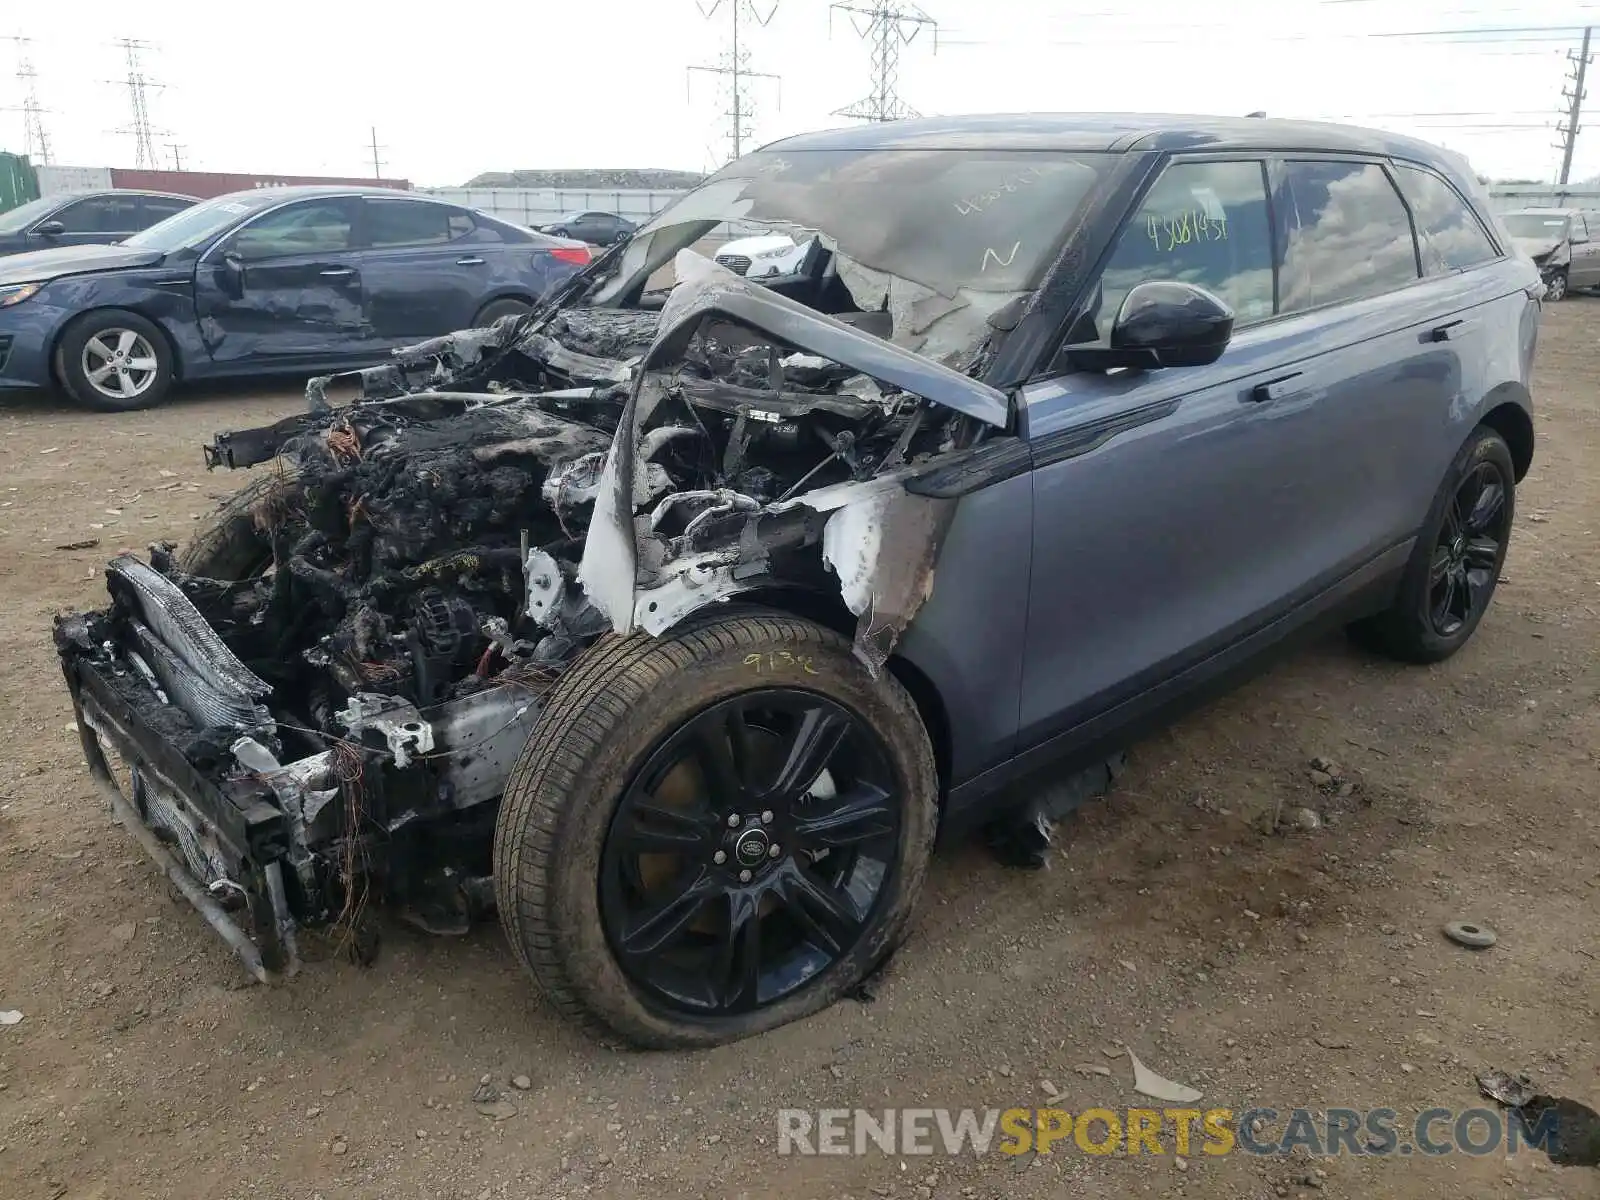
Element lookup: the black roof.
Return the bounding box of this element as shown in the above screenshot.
[203,184,421,204]
[763,113,1469,173]
[54,188,199,202]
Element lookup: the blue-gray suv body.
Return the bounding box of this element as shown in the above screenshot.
[56,113,1539,1049]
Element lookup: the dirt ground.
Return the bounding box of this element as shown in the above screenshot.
[1,305,1597,1200]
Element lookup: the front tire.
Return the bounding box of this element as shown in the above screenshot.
[55,308,174,412]
[494,610,938,1049]
[1350,425,1515,663]
[1545,270,1569,301]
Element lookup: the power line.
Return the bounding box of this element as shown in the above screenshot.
[940,21,1600,48]
[1556,25,1593,182]
[829,2,937,123]
[687,0,781,163]
[4,36,52,165]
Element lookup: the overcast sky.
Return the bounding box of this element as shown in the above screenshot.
[5,0,1600,185]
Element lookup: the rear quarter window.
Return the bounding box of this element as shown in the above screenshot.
[1277,160,1420,312]
[1392,165,1499,273]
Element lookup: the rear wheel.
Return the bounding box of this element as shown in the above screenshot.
[494,610,938,1048]
[1350,425,1514,663]
[472,297,533,328]
[55,309,174,412]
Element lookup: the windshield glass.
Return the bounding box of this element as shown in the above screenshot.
[608,147,1110,299]
[123,193,279,252]
[0,196,59,234]
[1502,213,1570,239]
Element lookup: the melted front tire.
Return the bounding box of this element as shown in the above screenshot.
[493,610,939,1049]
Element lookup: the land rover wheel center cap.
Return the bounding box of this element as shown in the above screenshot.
[734,827,771,867]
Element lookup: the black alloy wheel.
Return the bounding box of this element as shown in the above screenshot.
[598,690,901,1017]
[1428,459,1509,638]
[1349,424,1516,664]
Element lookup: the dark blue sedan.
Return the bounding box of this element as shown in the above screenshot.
[0,186,592,410]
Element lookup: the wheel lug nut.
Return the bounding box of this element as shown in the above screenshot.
[738,869,752,883]
[727,813,741,828]
[760,810,774,824]
[713,850,727,865]
[768,843,781,858]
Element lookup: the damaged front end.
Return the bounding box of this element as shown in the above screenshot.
[54,244,1015,980]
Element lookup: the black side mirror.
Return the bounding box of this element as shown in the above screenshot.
[1067,281,1235,371]
[33,220,65,237]
[217,251,246,299]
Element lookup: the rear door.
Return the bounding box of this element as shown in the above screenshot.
[354,196,486,342]
[1566,211,1600,287]
[194,196,376,367]
[1015,153,1475,754]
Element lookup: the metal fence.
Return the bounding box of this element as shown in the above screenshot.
[1485,183,1600,213]
[419,187,687,229]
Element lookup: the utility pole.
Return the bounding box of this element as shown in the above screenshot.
[166,142,186,171]
[368,126,386,178]
[1556,25,1592,185]
[4,36,52,164]
[110,38,163,169]
[830,1,936,123]
[687,0,781,163]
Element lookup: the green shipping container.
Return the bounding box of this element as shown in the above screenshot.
[0,152,41,214]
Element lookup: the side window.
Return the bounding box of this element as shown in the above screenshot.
[1392,165,1499,274]
[51,197,130,234]
[136,197,191,228]
[366,199,464,248]
[1278,161,1419,311]
[1575,214,1591,240]
[1093,160,1275,335]
[227,200,355,260]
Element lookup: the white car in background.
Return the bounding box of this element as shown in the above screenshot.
[713,231,815,278]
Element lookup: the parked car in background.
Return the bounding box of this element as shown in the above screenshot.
[56,114,1538,1048]
[712,231,816,277]
[0,186,591,411]
[539,210,636,245]
[1499,207,1600,300]
[0,189,197,257]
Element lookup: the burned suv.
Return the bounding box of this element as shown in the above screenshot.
[56,115,1539,1048]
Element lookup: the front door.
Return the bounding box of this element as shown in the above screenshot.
[34,194,142,248]
[194,197,376,368]
[1016,155,1465,754]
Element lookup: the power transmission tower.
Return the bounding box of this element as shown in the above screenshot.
[368,126,386,178]
[1556,25,1592,184]
[829,1,936,123]
[687,0,781,163]
[166,142,186,171]
[4,37,52,164]
[111,38,164,169]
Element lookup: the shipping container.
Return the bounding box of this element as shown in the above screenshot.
[108,168,411,199]
[37,164,114,197]
[0,151,41,214]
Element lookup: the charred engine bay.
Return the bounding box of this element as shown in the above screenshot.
[170,304,975,762]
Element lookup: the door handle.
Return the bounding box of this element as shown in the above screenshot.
[1248,373,1304,403]
[319,267,354,277]
[1426,320,1465,342]
[455,256,486,266]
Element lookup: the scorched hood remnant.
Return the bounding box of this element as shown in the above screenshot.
[55,237,1014,979]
